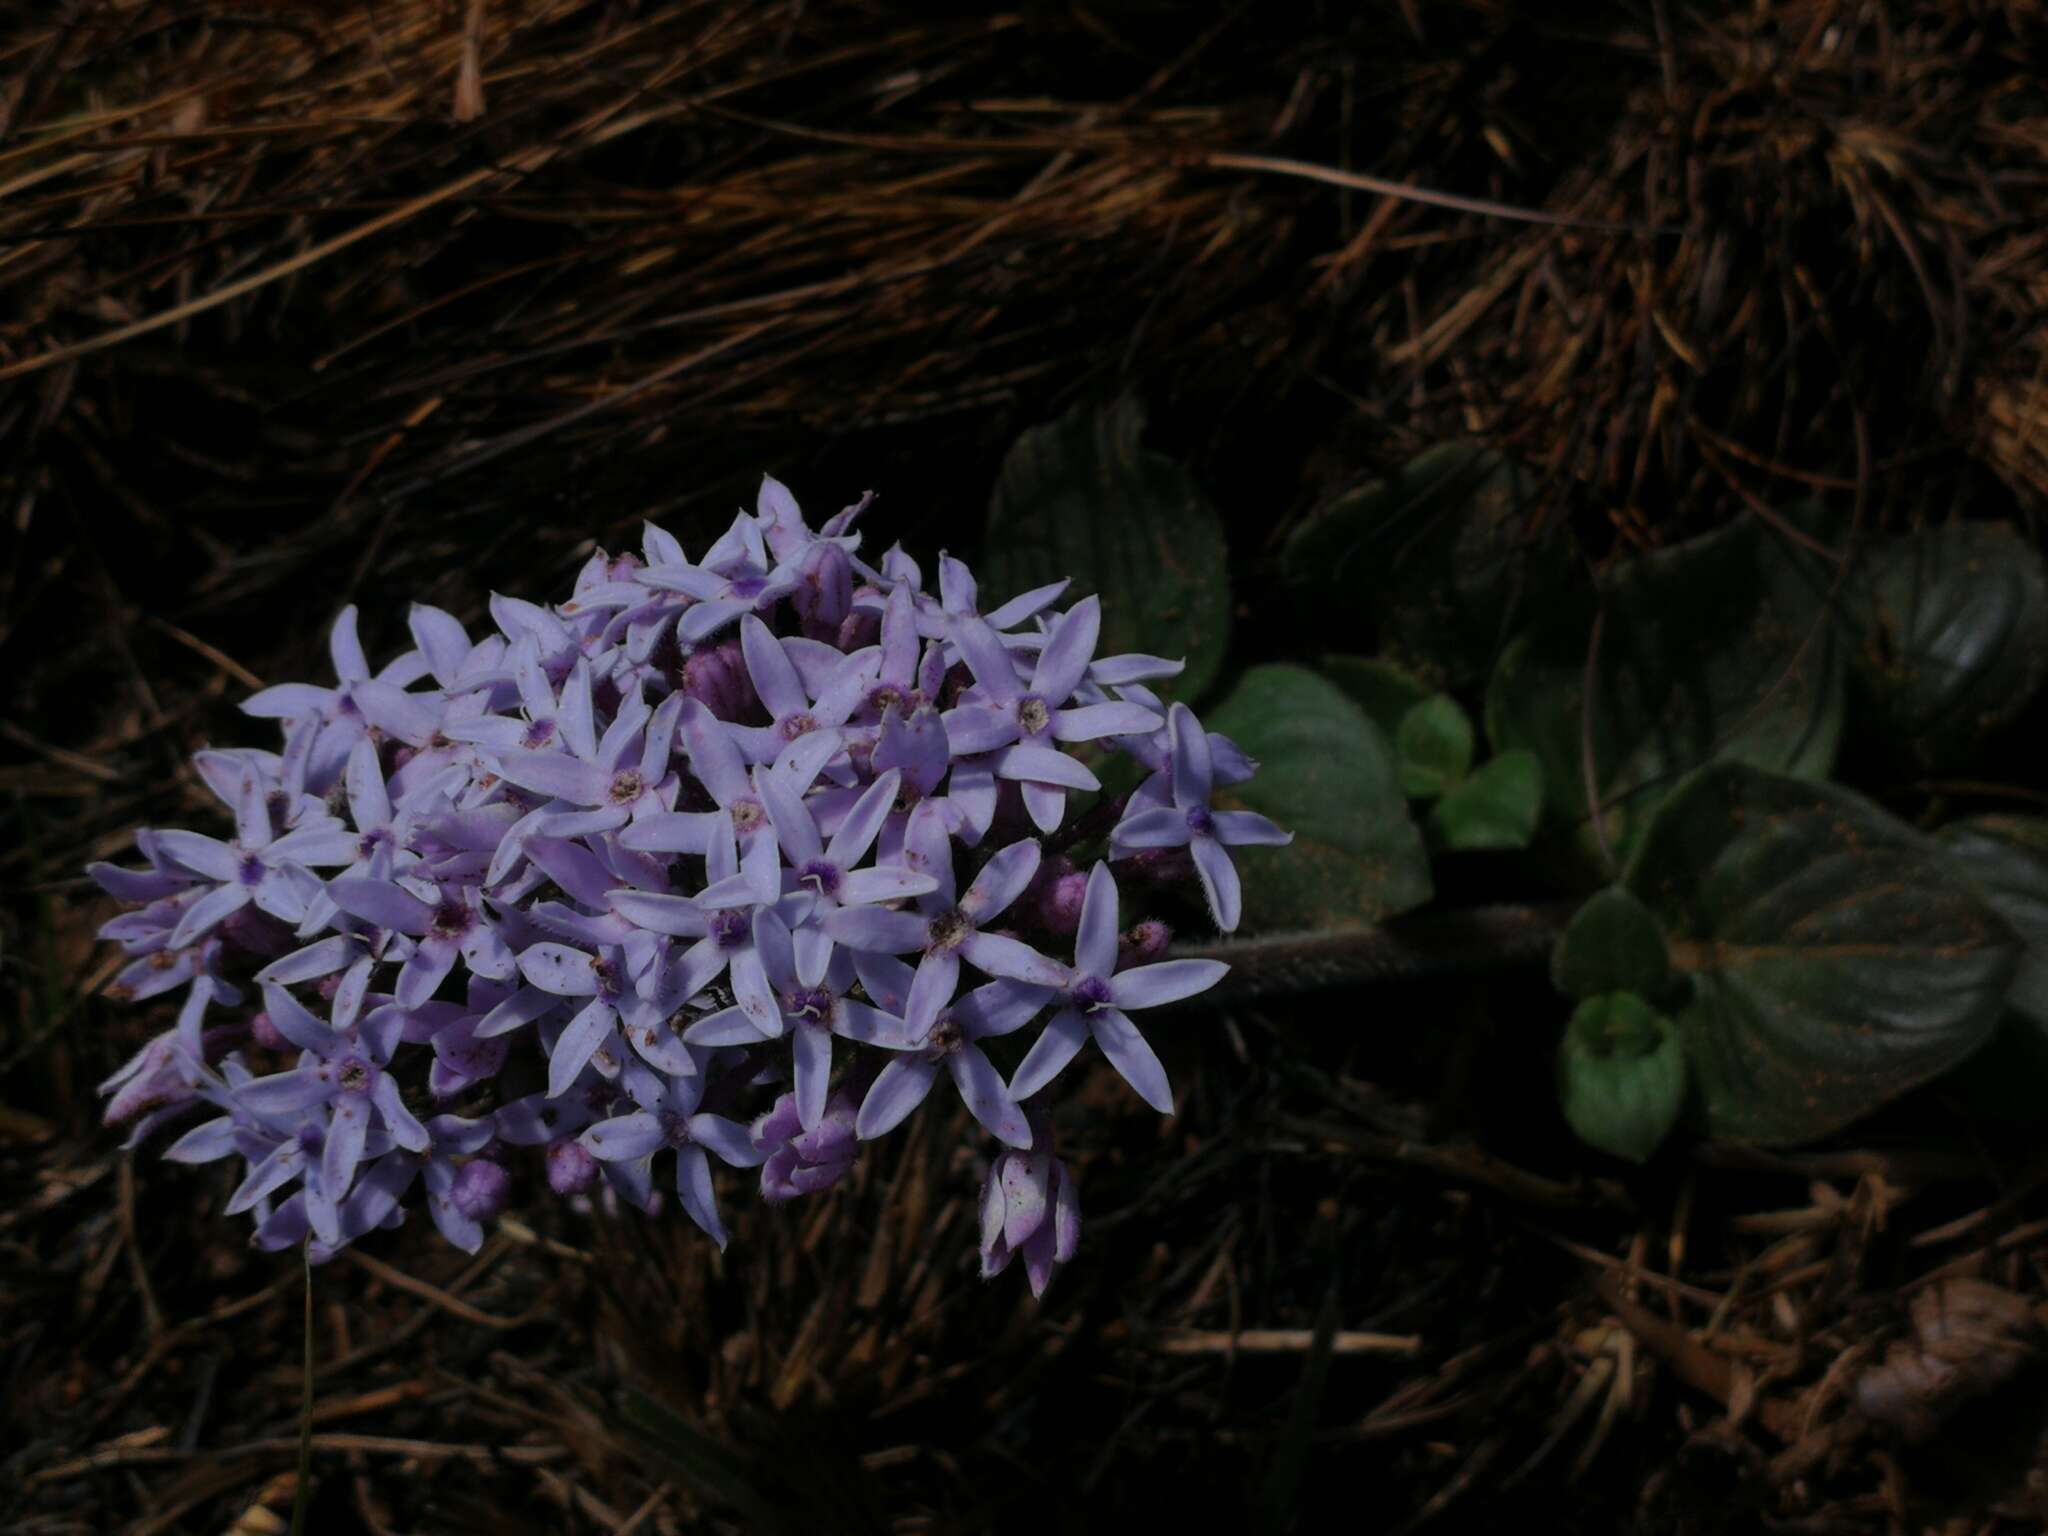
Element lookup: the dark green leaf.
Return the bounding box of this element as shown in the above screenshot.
[1281,443,1561,688]
[1395,694,1473,797]
[1556,992,1686,1163]
[1428,749,1543,850]
[1850,523,2048,772]
[1486,515,1845,880]
[1319,654,1433,742]
[1624,764,2019,1143]
[984,397,1230,700]
[1205,664,1432,930]
[1936,816,2048,1031]
[1551,886,1671,1002]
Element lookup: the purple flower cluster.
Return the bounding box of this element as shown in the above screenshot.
[89,478,1288,1291]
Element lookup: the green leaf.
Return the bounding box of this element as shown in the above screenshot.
[1428,749,1543,850]
[1281,443,1561,688]
[1551,886,1672,1002]
[984,397,1230,700]
[1395,694,1474,797]
[1556,992,1686,1163]
[1624,763,2019,1144]
[1319,655,1433,742]
[1487,514,1846,880]
[1936,816,2048,1031]
[1850,522,2048,772]
[1204,664,1431,930]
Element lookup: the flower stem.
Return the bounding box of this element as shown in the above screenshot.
[1171,902,1576,1001]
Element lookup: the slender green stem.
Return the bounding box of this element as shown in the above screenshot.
[1172,902,1575,1002]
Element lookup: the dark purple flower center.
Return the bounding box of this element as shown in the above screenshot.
[297,1124,324,1154]
[336,691,362,718]
[927,909,971,950]
[336,1055,373,1094]
[658,1109,693,1145]
[608,769,645,805]
[358,827,393,860]
[798,859,843,897]
[711,909,750,949]
[1072,975,1114,1012]
[237,854,266,888]
[1017,695,1052,736]
[926,1015,964,1056]
[430,898,469,937]
[1185,804,1215,836]
[591,956,621,999]
[778,712,817,740]
[787,985,835,1021]
[729,575,769,602]
[521,718,557,749]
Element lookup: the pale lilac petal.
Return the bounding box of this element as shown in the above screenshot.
[837,866,940,905]
[492,750,609,805]
[949,1047,1032,1147]
[792,1020,832,1130]
[1019,780,1066,836]
[1169,702,1213,807]
[904,947,962,1036]
[739,616,808,720]
[1074,862,1119,978]
[684,1007,770,1047]
[267,824,360,867]
[396,936,459,1007]
[851,952,916,1016]
[953,615,1024,699]
[518,942,601,997]
[1009,1008,1090,1101]
[1092,1007,1173,1113]
[475,985,556,1038]
[820,906,926,954]
[731,945,783,1036]
[1089,653,1183,686]
[984,578,1071,630]
[409,604,471,687]
[156,830,240,883]
[1191,836,1243,933]
[1111,958,1229,1010]
[834,1000,910,1046]
[236,1069,333,1114]
[794,921,834,989]
[754,761,823,866]
[168,882,251,947]
[329,605,370,681]
[825,769,900,869]
[372,1073,430,1150]
[955,979,1053,1039]
[256,936,357,985]
[618,810,720,855]
[1000,1152,1052,1250]
[996,744,1099,792]
[1030,595,1100,702]
[558,659,598,761]
[752,907,799,993]
[1111,806,1191,850]
[260,981,337,1053]
[583,1110,665,1161]
[961,838,1041,922]
[856,1057,939,1139]
[902,800,956,902]
[960,931,1068,988]
[609,889,710,939]
[353,681,440,747]
[242,682,334,719]
[164,1116,240,1165]
[628,1018,696,1076]
[873,705,950,798]
[548,999,617,1097]
[231,774,272,849]
[673,1145,728,1249]
[329,876,434,935]
[1211,810,1291,847]
[940,705,1017,756]
[345,740,392,832]
[1052,702,1162,742]
[691,1112,765,1168]
[460,922,515,982]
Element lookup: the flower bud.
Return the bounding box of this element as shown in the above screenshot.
[1034,856,1087,935]
[450,1158,511,1222]
[754,1090,859,1202]
[1117,919,1172,970]
[545,1135,598,1196]
[681,639,754,721]
[978,1138,1080,1298]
